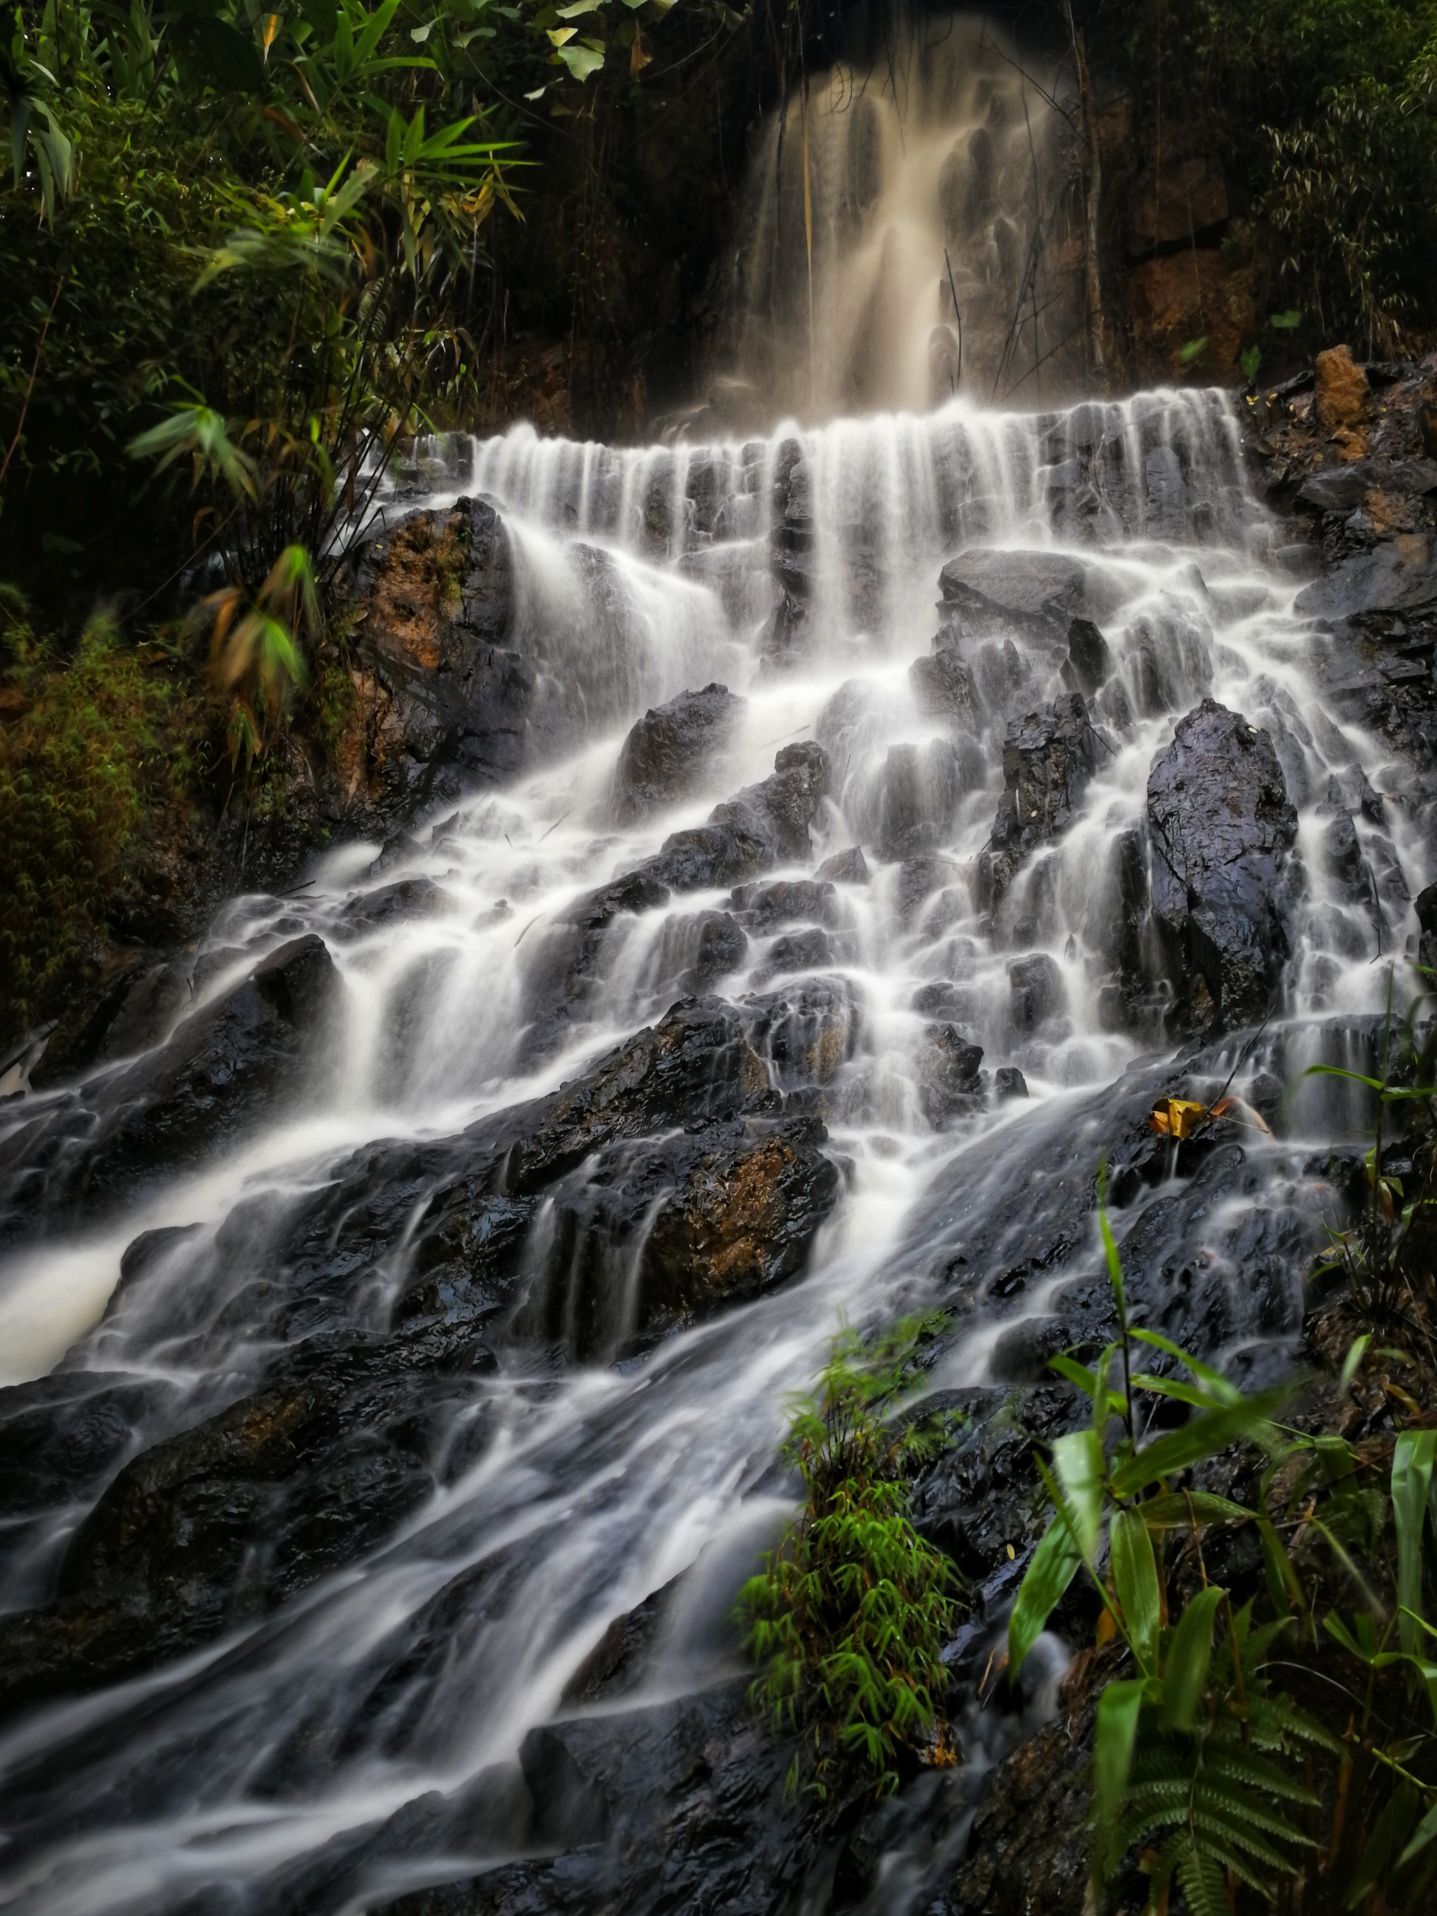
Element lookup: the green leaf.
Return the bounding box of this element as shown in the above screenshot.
[1160,1584,1226,1731]
[1393,1430,1435,1664]
[1399,1800,1437,1868]
[1140,1491,1256,1529]
[556,42,605,79]
[1053,1427,1105,1561]
[1093,1677,1147,1871]
[1111,1388,1292,1500]
[1112,1508,1161,1671]
[1008,1514,1082,1677]
[1339,1333,1372,1393]
[1269,308,1303,329]
[556,0,604,12]
[1178,335,1209,364]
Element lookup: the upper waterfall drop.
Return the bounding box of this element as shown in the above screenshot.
[703,11,1084,432]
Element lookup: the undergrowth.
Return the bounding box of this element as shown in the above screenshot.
[740,1315,959,1800]
[0,604,205,1035]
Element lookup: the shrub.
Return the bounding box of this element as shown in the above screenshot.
[0,608,198,1033]
[740,1317,959,1799]
[1009,1169,1437,1913]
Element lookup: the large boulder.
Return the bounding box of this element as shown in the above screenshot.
[345,497,529,813]
[978,694,1103,903]
[522,744,830,1040]
[0,935,339,1237]
[1145,700,1298,1030]
[610,684,744,823]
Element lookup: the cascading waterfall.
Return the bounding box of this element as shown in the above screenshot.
[0,20,1426,1916]
[699,12,1083,431]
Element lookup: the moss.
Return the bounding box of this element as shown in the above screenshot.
[0,613,208,1038]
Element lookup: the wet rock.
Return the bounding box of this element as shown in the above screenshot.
[654,742,830,886]
[898,852,964,929]
[638,1120,840,1328]
[339,876,455,934]
[938,550,1115,638]
[912,979,968,1023]
[525,747,830,1035]
[758,927,834,980]
[1296,457,1437,513]
[979,694,1103,902]
[994,1065,1029,1101]
[1146,699,1298,1030]
[346,497,530,812]
[816,845,870,885]
[2,936,340,1230]
[610,684,744,823]
[1061,617,1112,697]
[918,1024,984,1127]
[1007,953,1064,1030]
[1416,881,1437,969]
[872,739,967,859]
[0,1334,486,1715]
[1314,344,1369,441]
[1128,155,1229,255]
[745,975,861,1087]
[678,910,749,991]
[516,1113,839,1356]
[909,623,979,728]
[730,878,839,932]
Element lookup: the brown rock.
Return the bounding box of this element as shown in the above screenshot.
[1315,345,1369,437]
[1420,397,1437,461]
[1128,156,1229,257]
[1127,249,1256,385]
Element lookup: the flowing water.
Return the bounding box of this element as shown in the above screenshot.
[0,17,1425,1916]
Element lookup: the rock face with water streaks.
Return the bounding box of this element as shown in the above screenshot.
[610,683,745,822]
[1146,699,1298,1031]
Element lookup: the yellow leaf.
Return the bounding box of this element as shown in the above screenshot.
[630,29,652,76]
[1096,1607,1117,1647]
[1149,1097,1210,1140]
[261,12,280,55]
[548,26,577,45]
[1005,1542,1015,1561]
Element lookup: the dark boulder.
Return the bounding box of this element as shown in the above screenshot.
[744,976,862,1087]
[937,549,1122,639]
[346,497,529,813]
[816,845,870,885]
[0,935,340,1233]
[1061,617,1113,697]
[523,746,830,1039]
[1008,953,1065,1031]
[513,1114,839,1358]
[758,927,835,979]
[994,1065,1029,1101]
[871,739,968,860]
[610,684,744,823]
[979,695,1103,903]
[917,1024,984,1127]
[730,878,839,932]
[909,623,979,729]
[1146,700,1298,1031]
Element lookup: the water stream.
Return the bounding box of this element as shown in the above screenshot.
[0,15,1425,1915]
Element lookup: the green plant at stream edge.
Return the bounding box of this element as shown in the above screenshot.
[740,1315,959,1800]
[1009,1166,1437,1913]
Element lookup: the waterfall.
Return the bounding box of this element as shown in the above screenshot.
[0,19,1423,1916]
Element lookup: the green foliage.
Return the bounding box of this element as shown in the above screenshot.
[1120,0,1437,351]
[0,606,201,1030]
[740,1317,959,1800]
[1012,1171,1437,1912]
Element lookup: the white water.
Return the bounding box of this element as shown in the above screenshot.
[0,24,1426,1916]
